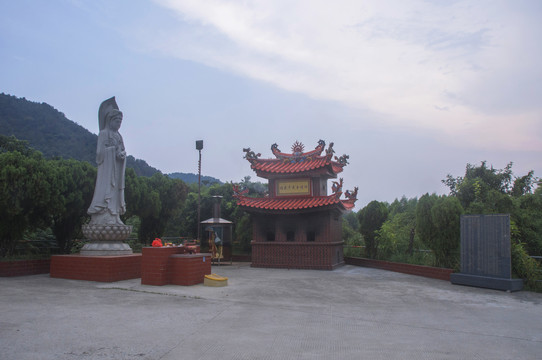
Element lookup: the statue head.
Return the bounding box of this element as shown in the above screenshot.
[98,96,121,131]
[106,109,123,131]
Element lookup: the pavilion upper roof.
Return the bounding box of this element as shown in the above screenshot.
[242,140,349,178]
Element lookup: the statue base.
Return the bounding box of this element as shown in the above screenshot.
[81,224,133,256]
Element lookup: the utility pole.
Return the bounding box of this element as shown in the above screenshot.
[196,140,203,242]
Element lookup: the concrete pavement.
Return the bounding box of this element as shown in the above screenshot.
[1,263,541,359]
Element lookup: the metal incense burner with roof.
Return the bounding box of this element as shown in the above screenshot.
[201,196,233,263]
[235,140,357,270]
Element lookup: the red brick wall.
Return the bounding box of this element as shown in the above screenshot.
[170,254,211,285]
[252,242,344,270]
[50,254,141,282]
[141,247,185,285]
[231,254,252,262]
[0,259,51,277]
[345,257,454,281]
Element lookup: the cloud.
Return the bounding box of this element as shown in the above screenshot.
[134,1,541,151]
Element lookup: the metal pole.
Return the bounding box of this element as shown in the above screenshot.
[197,148,201,242]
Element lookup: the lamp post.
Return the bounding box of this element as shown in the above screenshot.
[196,140,203,242]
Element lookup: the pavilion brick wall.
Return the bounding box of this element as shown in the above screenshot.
[50,254,141,282]
[0,259,51,277]
[252,242,344,270]
[345,257,454,281]
[251,211,344,270]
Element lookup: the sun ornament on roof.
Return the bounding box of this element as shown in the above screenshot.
[270,139,327,163]
[291,141,305,155]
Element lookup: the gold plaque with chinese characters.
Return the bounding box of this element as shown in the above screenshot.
[276,179,311,196]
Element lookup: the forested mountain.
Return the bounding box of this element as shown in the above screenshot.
[169,172,222,185]
[0,93,98,163]
[0,93,177,178]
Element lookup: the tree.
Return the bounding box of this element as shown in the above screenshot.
[442,161,538,212]
[342,215,364,257]
[134,173,188,243]
[513,191,542,255]
[430,196,463,268]
[415,193,438,252]
[358,201,388,258]
[511,170,537,197]
[0,151,54,256]
[416,194,463,268]
[0,134,35,156]
[49,159,96,253]
[343,211,360,230]
[377,196,418,261]
[443,161,541,256]
[234,213,253,253]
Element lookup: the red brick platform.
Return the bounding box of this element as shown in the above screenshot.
[141,247,211,286]
[50,254,141,282]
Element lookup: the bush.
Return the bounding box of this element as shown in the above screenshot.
[511,241,542,291]
[343,220,364,257]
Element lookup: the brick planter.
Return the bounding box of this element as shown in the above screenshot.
[170,254,211,286]
[141,247,211,286]
[345,257,454,281]
[141,247,185,286]
[0,259,51,277]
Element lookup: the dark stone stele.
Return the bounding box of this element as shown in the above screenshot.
[450,214,523,291]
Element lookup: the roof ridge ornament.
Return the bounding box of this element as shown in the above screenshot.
[344,186,358,201]
[243,147,261,161]
[331,178,344,198]
[334,154,349,167]
[271,139,326,163]
[232,183,249,198]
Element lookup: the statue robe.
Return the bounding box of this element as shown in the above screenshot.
[87,128,126,222]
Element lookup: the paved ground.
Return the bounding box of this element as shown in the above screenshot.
[1,263,541,360]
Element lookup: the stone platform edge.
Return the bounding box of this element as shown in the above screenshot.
[450,272,523,292]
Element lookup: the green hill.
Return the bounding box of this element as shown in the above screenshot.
[0,94,162,178]
[168,172,222,185]
[0,93,223,182]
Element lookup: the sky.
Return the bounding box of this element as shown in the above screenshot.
[1,0,541,209]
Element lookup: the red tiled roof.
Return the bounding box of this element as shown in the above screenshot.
[249,156,343,176]
[236,194,352,212]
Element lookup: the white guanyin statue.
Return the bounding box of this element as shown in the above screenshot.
[87,97,127,225]
[81,97,132,255]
